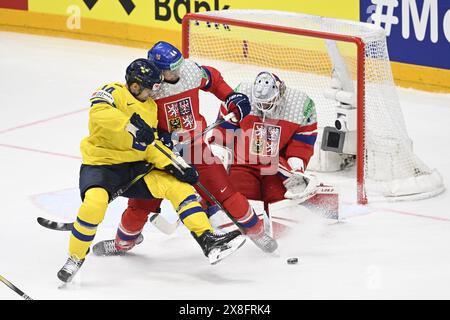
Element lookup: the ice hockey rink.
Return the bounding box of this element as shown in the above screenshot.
[1,31,449,300]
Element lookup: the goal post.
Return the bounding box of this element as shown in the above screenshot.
[181,10,444,204]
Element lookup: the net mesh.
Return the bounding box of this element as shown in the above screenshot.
[184,10,443,202]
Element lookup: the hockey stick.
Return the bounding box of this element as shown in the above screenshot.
[38,113,236,233]
[173,112,235,154]
[149,212,180,235]
[0,275,33,300]
[37,164,154,231]
[128,113,237,234]
[150,142,247,235]
[194,182,245,234]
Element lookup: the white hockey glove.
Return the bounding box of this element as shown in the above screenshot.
[278,157,305,179]
[284,173,320,203]
[278,157,319,203]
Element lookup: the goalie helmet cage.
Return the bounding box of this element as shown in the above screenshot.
[181,10,444,204]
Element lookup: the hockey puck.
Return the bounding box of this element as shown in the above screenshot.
[287,258,299,264]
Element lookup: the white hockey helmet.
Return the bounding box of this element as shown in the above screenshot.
[252,71,286,114]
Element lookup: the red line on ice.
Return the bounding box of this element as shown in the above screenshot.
[341,201,449,222]
[382,208,450,222]
[0,143,81,160]
[0,108,88,134]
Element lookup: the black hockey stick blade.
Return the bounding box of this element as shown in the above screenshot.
[37,217,73,231]
[36,165,152,233]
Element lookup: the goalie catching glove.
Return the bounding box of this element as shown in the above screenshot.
[278,157,319,203]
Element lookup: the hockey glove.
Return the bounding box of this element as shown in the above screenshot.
[278,157,312,202]
[279,158,318,203]
[224,92,251,122]
[278,157,305,179]
[157,129,174,150]
[165,163,199,185]
[128,113,155,146]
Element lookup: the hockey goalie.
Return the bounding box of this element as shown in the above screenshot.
[208,71,339,236]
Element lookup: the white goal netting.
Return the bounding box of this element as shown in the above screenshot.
[183,10,444,203]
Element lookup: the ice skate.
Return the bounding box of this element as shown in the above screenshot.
[92,234,144,256]
[192,230,246,264]
[57,255,85,283]
[93,233,144,256]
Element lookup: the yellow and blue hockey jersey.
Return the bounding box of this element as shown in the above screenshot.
[80,82,172,168]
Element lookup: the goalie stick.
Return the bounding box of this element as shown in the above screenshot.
[0,275,33,300]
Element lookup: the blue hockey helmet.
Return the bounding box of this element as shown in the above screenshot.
[147,41,184,71]
[125,58,163,90]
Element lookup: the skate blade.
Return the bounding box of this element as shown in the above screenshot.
[92,241,128,257]
[92,248,127,257]
[57,278,73,289]
[58,282,67,289]
[93,236,143,256]
[208,235,246,265]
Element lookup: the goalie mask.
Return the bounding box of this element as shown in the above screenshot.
[252,72,286,114]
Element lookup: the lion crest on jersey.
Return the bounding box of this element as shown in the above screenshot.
[163,97,196,132]
[250,122,281,157]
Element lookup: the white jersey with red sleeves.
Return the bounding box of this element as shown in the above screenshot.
[218,82,318,172]
[153,59,232,137]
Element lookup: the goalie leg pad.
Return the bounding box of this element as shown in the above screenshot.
[303,185,339,220]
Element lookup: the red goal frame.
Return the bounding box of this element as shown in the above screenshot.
[182,13,368,204]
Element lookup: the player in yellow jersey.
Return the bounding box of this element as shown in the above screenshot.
[57,59,246,283]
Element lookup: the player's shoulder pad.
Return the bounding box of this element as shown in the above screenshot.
[302,97,316,122]
[193,62,209,80]
[278,88,317,125]
[235,82,252,94]
[90,83,122,107]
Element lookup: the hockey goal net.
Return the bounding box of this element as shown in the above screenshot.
[182,10,444,204]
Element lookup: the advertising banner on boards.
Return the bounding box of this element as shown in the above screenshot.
[360,0,450,70]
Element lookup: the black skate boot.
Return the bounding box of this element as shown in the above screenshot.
[192,230,246,264]
[57,255,85,283]
[93,234,144,256]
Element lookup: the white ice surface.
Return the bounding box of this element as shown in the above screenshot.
[0,32,449,300]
